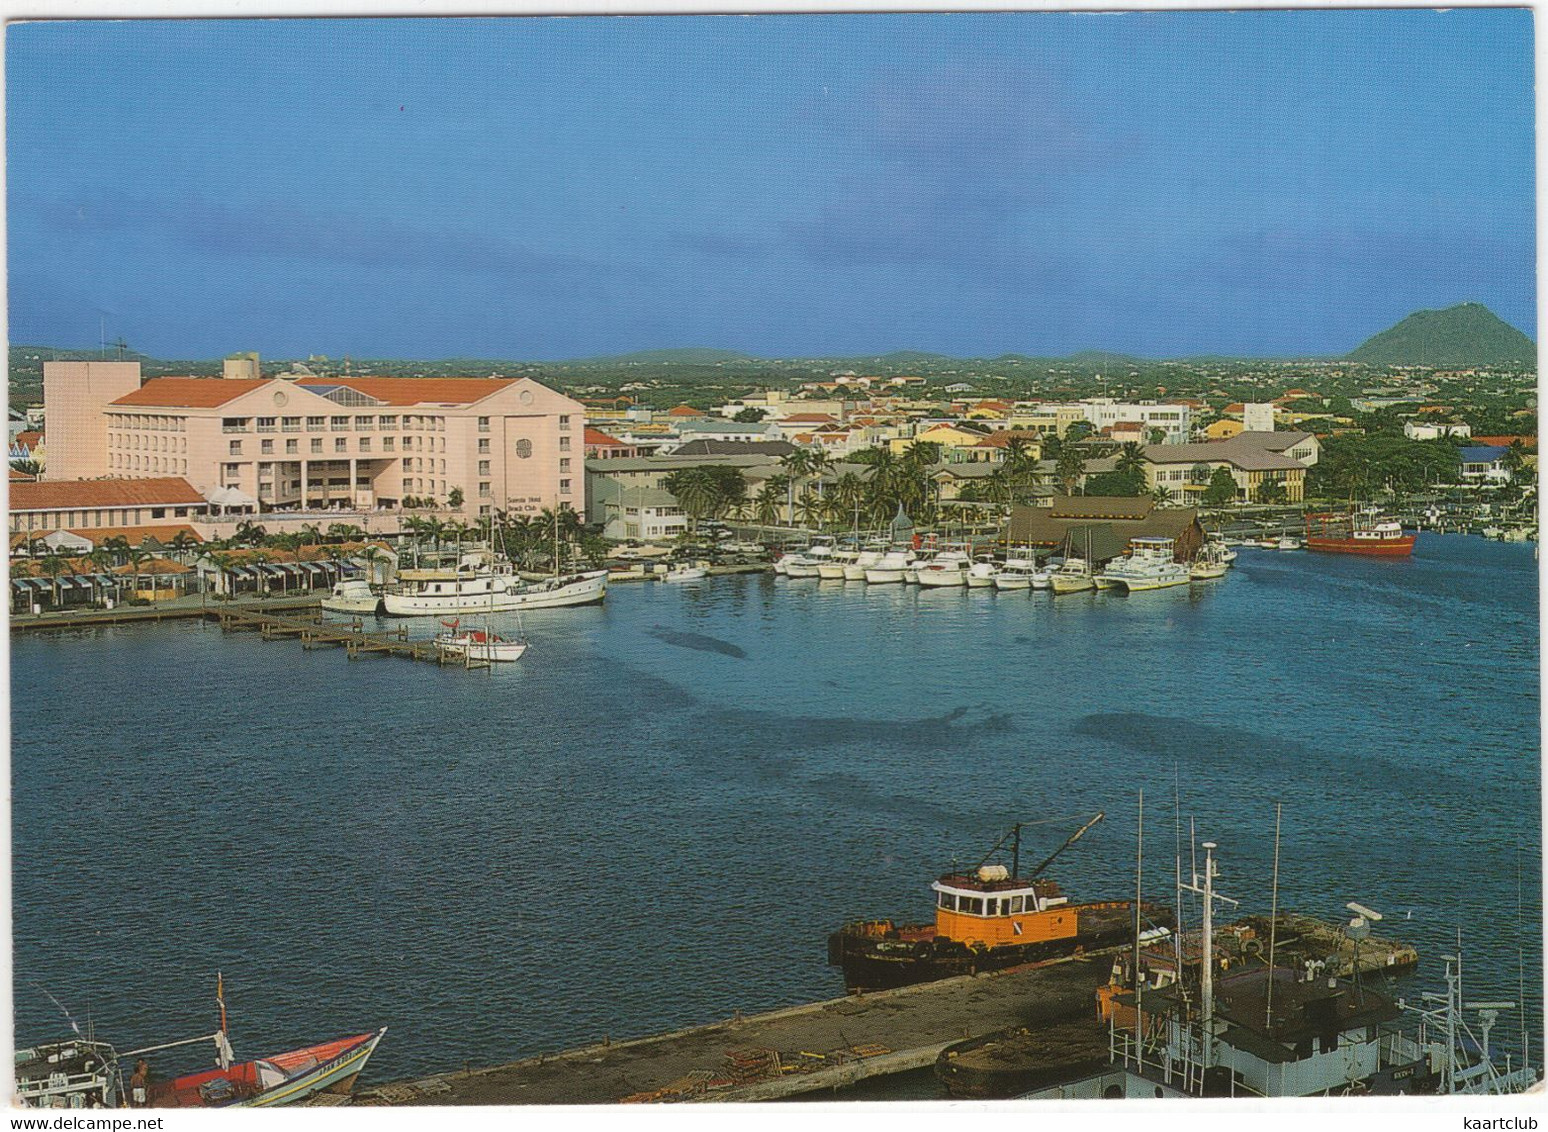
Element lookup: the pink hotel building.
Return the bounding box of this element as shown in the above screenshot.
[43,361,585,521]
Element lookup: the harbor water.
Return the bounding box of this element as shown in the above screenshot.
[11,534,1542,1089]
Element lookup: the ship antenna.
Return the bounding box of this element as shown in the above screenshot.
[1265,801,1283,1028]
[1133,789,1144,1071]
[1173,767,1185,975]
[1011,822,1021,879]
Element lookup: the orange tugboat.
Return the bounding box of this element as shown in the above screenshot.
[1304,510,1416,556]
[828,814,1170,992]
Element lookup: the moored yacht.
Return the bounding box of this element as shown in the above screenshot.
[843,546,887,580]
[864,549,915,584]
[1101,537,1190,592]
[320,578,382,615]
[1049,556,1097,594]
[991,558,1038,590]
[917,549,971,587]
[382,554,606,615]
[965,556,999,588]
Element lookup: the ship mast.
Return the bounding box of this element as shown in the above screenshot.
[1181,840,1238,1072]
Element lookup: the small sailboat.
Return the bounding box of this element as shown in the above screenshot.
[435,610,530,663]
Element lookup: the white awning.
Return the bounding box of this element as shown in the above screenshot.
[208,485,259,508]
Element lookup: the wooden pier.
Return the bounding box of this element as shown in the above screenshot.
[213,607,492,669]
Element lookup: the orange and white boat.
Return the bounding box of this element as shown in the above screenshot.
[1305,510,1416,556]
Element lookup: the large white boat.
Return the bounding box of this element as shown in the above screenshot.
[320,578,382,615]
[864,549,915,584]
[916,549,971,587]
[1101,537,1190,592]
[818,548,856,580]
[781,540,835,578]
[843,547,886,580]
[382,556,606,615]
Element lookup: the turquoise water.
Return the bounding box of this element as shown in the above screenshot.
[11,535,1542,1087]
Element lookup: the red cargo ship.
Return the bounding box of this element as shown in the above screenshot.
[1305,511,1416,556]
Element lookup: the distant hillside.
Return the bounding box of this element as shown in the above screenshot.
[1348,303,1536,367]
[569,348,756,366]
[1066,350,1151,368]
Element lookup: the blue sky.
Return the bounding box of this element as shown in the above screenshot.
[6,12,1536,360]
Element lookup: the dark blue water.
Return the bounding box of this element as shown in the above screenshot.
[12,535,1542,1086]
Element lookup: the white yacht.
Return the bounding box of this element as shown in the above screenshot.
[916,549,971,587]
[818,547,857,580]
[1101,537,1191,592]
[662,563,708,582]
[781,540,835,578]
[864,549,915,584]
[843,546,887,581]
[320,578,382,615]
[991,558,1038,591]
[965,556,998,588]
[382,555,607,615]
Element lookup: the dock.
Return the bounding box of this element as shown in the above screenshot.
[352,953,1114,1106]
[349,915,1421,1106]
[212,607,492,668]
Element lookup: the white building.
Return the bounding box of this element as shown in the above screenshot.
[1404,421,1472,441]
[1081,399,1194,444]
[1242,402,1276,432]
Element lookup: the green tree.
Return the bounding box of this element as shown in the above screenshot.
[448,487,465,510]
[754,480,785,526]
[38,553,68,607]
[1064,420,1095,444]
[662,466,719,533]
[1056,447,1087,496]
[1147,427,1167,445]
[1255,477,1289,505]
[1201,466,1240,506]
[732,406,767,423]
[1115,442,1147,477]
[1085,467,1147,497]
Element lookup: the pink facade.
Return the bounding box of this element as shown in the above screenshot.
[41,361,143,480]
[44,363,585,522]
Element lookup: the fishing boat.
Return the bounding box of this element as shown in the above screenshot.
[319,578,382,615]
[661,563,708,583]
[965,556,999,588]
[864,549,915,584]
[843,544,888,580]
[1101,537,1190,592]
[916,549,971,587]
[827,815,1169,993]
[1305,511,1417,557]
[1190,542,1229,580]
[15,1039,123,1108]
[148,1029,388,1108]
[1275,536,1303,551]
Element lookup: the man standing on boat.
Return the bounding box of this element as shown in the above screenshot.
[129,1059,150,1107]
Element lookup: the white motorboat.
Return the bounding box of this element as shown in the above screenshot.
[320,578,381,615]
[781,539,835,578]
[844,547,886,580]
[1191,541,1230,580]
[864,549,915,584]
[818,548,856,580]
[662,564,708,582]
[382,555,607,615]
[1049,557,1097,594]
[916,550,971,588]
[991,559,1038,590]
[1102,537,1191,592]
[1276,536,1303,551]
[965,556,998,588]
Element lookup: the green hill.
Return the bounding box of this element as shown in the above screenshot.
[1348,303,1536,367]
[568,347,756,366]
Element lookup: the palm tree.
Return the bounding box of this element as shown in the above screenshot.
[103,535,132,568]
[359,544,395,586]
[1115,442,1146,477]
[662,467,718,534]
[234,520,267,547]
[779,450,815,519]
[794,487,826,530]
[754,481,784,526]
[1151,485,1176,506]
[167,530,198,563]
[1056,447,1087,496]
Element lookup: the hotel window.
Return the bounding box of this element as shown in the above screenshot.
[311,438,323,454]
[229,440,243,455]
[559,458,570,472]
[258,462,273,475]
[478,460,490,475]
[331,416,349,431]
[560,479,571,494]
[359,438,372,452]
[382,437,395,451]
[402,457,412,470]
[478,482,491,497]
[335,437,348,453]
[379,415,398,428]
[307,416,326,430]
[225,463,241,476]
[356,416,374,430]
[559,415,571,431]
[559,436,571,451]
[479,504,491,517]
[282,417,301,432]
[257,417,277,433]
[261,439,274,454]
[286,439,298,454]
[478,416,490,433]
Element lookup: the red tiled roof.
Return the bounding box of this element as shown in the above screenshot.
[112,378,269,407]
[779,413,838,423]
[975,430,1043,448]
[11,477,208,511]
[10,468,35,481]
[1474,435,1536,448]
[584,427,630,447]
[667,405,706,417]
[113,375,525,409]
[13,431,43,447]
